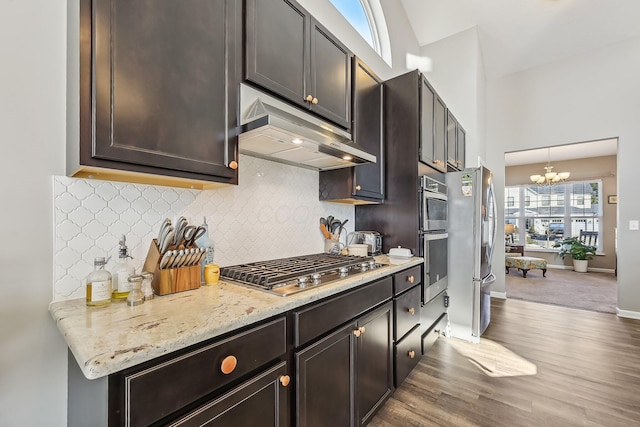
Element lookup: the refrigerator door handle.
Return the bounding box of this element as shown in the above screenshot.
[482,272,496,285]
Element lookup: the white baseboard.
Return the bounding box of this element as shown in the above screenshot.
[546,264,615,274]
[617,308,640,319]
[491,291,506,299]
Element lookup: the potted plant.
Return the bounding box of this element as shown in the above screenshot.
[553,237,597,273]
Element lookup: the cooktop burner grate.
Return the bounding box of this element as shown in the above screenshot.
[220,253,376,290]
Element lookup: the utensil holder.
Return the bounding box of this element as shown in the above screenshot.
[142,239,201,296]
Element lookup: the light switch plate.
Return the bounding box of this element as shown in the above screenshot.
[630,220,639,231]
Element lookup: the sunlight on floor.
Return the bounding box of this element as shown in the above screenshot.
[445,337,538,377]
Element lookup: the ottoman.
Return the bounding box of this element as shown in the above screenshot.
[505,256,547,278]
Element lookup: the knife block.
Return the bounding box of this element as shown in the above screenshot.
[143,239,201,296]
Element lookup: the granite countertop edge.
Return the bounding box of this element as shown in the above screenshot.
[49,256,423,380]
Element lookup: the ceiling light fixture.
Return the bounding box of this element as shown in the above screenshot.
[529,148,570,185]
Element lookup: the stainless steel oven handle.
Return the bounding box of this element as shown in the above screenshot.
[422,232,448,240]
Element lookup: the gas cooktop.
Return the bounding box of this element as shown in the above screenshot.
[220,253,386,297]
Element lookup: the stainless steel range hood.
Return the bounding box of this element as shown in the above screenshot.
[238,98,376,170]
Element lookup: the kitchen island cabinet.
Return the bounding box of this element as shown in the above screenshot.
[320,57,384,204]
[70,0,241,188]
[245,0,352,129]
[51,257,422,426]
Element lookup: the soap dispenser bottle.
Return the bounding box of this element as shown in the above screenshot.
[196,217,215,283]
[111,235,135,301]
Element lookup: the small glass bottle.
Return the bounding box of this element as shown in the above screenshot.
[86,257,112,307]
[141,271,155,301]
[111,235,135,301]
[196,217,215,283]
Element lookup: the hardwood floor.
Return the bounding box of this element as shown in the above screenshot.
[370,298,640,426]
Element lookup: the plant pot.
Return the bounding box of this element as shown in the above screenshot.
[573,259,588,273]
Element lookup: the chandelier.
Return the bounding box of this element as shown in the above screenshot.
[529,148,570,185]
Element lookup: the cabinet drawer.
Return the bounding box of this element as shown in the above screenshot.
[394,324,421,387]
[167,361,288,427]
[122,317,287,427]
[421,289,447,333]
[393,265,422,295]
[422,313,447,355]
[294,277,392,347]
[393,285,421,341]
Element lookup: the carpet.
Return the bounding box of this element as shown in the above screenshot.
[505,267,617,313]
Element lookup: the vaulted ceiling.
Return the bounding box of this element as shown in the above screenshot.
[400,0,640,80]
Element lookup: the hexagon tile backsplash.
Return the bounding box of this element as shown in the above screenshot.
[53,155,354,301]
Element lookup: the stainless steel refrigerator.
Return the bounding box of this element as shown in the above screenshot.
[445,166,497,343]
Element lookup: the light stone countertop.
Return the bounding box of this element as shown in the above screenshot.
[50,255,422,380]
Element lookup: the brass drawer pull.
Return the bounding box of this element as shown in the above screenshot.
[408,350,416,359]
[228,160,238,170]
[312,97,318,105]
[279,375,291,387]
[407,275,415,284]
[355,185,362,191]
[305,94,313,102]
[220,355,237,375]
[359,326,366,335]
[408,307,415,315]
[353,329,361,338]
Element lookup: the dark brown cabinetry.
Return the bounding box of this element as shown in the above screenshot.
[294,278,393,427]
[245,0,352,129]
[319,57,384,203]
[391,267,422,387]
[109,317,288,427]
[419,77,447,173]
[75,0,240,187]
[447,110,466,171]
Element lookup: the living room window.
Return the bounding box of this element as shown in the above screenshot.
[505,180,603,251]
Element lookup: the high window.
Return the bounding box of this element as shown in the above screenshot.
[505,180,603,251]
[329,0,391,64]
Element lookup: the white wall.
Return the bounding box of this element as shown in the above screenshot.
[486,36,640,315]
[0,1,68,426]
[0,1,423,425]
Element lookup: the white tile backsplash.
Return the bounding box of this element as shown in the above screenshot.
[53,155,354,301]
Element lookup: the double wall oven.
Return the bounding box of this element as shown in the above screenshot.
[419,175,448,303]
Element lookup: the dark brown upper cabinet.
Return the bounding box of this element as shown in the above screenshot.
[446,110,466,171]
[419,77,446,173]
[74,0,241,188]
[319,58,383,204]
[245,0,352,129]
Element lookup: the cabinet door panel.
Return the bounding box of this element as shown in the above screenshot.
[296,323,355,427]
[168,362,288,427]
[353,58,383,201]
[245,0,309,108]
[93,0,237,178]
[310,19,352,128]
[433,95,447,172]
[419,78,435,167]
[446,111,457,167]
[357,302,393,426]
[457,125,466,170]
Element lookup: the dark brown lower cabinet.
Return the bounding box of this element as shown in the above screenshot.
[295,302,393,427]
[168,361,289,427]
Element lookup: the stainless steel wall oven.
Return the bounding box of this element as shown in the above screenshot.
[420,175,448,303]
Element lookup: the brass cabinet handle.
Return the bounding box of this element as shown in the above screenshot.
[408,350,416,359]
[408,307,415,315]
[228,160,238,170]
[220,355,237,375]
[355,185,362,191]
[407,275,415,284]
[279,375,291,387]
[305,94,313,102]
[359,326,366,335]
[312,97,319,105]
[353,329,361,338]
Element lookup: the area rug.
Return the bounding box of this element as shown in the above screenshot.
[505,268,617,313]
